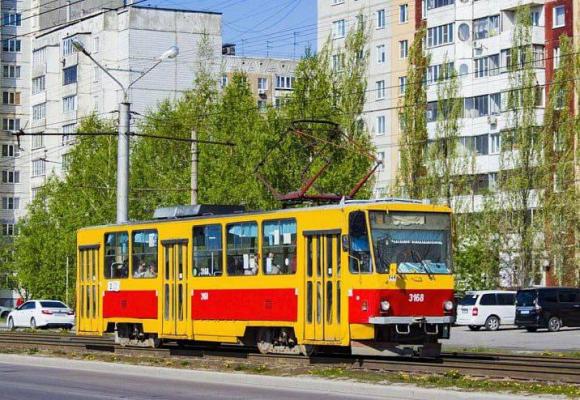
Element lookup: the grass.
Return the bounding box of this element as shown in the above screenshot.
[444,345,580,359]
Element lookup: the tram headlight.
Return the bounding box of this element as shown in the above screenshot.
[380,300,390,312]
[443,300,454,311]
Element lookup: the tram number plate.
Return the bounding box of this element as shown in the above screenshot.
[408,293,425,302]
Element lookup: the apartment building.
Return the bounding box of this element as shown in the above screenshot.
[318,1,416,196]
[221,45,298,111]
[28,6,222,200]
[0,0,31,236]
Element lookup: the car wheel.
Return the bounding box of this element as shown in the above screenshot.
[0,311,8,319]
[468,325,482,331]
[7,317,15,331]
[525,327,537,332]
[30,317,37,330]
[485,315,500,331]
[547,316,561,332]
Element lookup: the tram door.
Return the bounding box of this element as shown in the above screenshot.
[77,245,100,333]
[161,240,189,337]
[304,232,342,342]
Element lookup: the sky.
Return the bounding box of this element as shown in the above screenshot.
[144,0,318,59]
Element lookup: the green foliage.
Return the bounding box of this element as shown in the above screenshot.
[396,27,429,198]
[10,116,117,301]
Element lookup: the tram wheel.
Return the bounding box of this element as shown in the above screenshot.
[256,328,273,354]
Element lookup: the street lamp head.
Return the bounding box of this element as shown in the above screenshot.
[71,38,87,54]
[159,45,179,61]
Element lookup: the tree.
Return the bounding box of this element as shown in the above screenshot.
[10,116,117,301]
[498,5,545,287]
[542,35,579,286]
[396,27,430,198]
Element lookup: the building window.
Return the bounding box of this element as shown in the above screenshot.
[553,5,565,28]
[2,91,20,105]
[427,23,454,48]
[1,170,20,184]
[376,80,385,99]
[377,152,385,171]
[257,99,267,112]
[275,75,295,90]
[63,95,77,112]
[333,19,346,38]
[489,133,501,154]
[2,65,20,78]
[531,9,540,26]
[1,145,19,157]
[62,37,77,56]
[32,103,46,121]
[473,15,500,40]
[399,40,408,58]
[331,0,344,4]
[2,13,21,26]
[474,134,489,155]
[257,77,268,91]
[427,0,454,10]
[464,93,501,118]
[376,115,386,135]
[2,197,19,210]
[63,65,77,85]
[377,9,385,28]
[1,223,17,236]
[219,75,228,88]
[426,62,454,83]
[32,132,44,149]
[32,76,46,94]
[474,54,499,77]
[399,76,407,94]
[2,39,21,53]
[553,47,560,69]
[32,48,47,66]
[377,44,385,63]
[62,123,76,144]
[62,153,71,172]
[93,36,100,53]
[332,54,343,71]
[399,4,409,23]
[32,159,46,177]
[2,118,20,131]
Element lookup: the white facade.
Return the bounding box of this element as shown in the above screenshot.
[28,6,222,207]
[318,0,415,196]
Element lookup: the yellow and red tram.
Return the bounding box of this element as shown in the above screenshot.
[76,199,455,356]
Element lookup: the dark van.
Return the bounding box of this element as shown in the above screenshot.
[515,287,580,332]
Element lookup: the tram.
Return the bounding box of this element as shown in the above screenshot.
[76,199,455,357]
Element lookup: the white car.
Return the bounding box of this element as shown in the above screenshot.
[6,300,75,330]
[456,291,516,331]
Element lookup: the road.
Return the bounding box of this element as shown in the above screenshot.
[0,354,554,400]
[446,326,580,352]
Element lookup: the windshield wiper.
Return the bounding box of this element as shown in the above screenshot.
[421,260,434,279]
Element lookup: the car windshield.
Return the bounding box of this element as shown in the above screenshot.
[516,291,536,307]
[40,301,67,308]
[369,211,451,274]
[459,294,478,306]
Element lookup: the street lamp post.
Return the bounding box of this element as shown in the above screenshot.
[72,39,178,223]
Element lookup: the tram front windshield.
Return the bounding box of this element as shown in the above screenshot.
[369,211,451,274]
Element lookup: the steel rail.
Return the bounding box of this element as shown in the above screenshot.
[0,332,577,384]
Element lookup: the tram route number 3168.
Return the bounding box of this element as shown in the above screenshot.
[409,293,425,302]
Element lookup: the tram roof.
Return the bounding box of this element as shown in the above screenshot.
[78,198,451,231]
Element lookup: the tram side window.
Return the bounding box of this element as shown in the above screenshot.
[193,224,223,277]
[348,211,372,273]
[132,230,158,278]
[263,219,297,275]
[104,232,129,279]
[226,222,258,276]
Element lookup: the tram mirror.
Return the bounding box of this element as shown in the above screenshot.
[341,235,350,252]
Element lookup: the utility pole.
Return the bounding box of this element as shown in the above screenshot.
[191,128,198,205]
[117,102,131,223]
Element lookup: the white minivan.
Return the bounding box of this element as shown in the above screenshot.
[456,291,516,331]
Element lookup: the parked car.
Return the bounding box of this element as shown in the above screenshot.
[0,306,13,319]
[515,287,580,332]
[456,290,516,331]
[6,300,75,330]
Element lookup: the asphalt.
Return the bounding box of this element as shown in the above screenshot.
[0,354,561,400]
[446,326,580,352]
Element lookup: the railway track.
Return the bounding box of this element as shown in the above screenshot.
[0,331,578,384]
